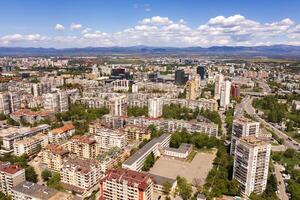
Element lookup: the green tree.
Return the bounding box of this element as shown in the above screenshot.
[47,172,64,191]
[41,169,52,182]
[25,166,38,183]
[163,181,172,196]
[284,148,296,158]
[142,152,155,171]
[176,176,193,200]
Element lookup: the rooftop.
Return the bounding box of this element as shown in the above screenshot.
[123,133,170,166]
[101,168,152,190]
[51,123,75,135]
[71,135,96,145]
[12,181,58,199]
[45,144,69,155]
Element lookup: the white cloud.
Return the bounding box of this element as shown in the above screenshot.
[70,23,83,30]
[0,33,46,45]
[1,15,300,47]
[54,24,65,31]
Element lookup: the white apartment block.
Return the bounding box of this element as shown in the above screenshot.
[233,136,271,196]
[0,92,21,115]
[214,74,224,100]
[0,162,25,195]
[148,97,163,118]
[90,126,127,149]
[108,95,127,116]
[14,133,48,156]
[230,117,260,155]
[220,80,231,108]
[43,91,69,112]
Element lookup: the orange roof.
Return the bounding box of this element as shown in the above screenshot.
[45,144,69,155]
[0,164,23,174]
[71,135,96,145]
[51,124,75,135]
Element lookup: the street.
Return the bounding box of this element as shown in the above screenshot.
[242,96,300,151]
[274,163,289,200]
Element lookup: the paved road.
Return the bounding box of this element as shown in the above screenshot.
[243,96,300,151]
[274,163,289,200]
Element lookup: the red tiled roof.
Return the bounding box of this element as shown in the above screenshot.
[71,135,96,145]
[101,168,152,191]
[51,123,75,135]
[45,144,69,155]
[0,164,23,174]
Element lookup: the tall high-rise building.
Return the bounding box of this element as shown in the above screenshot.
[148,98,163,118]
[231,84,240,98]
[233,136,271,196]
[175,70,187,85]
[220,80,231,108]
[99,168,153,200]
[186,79,197,100]
[197,66,206,80]
[109,95,127,116]
[230,117,260,155]
[214,74,224,100]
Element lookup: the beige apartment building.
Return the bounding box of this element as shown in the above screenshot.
[233,136,271,196]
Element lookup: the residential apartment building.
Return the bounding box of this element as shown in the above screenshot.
[43,91,69,112]
[148,97,163,118]
[214,74,224,100]
[89,126,127,150]
[0,92,21,115]
[220,80,231,109]
[99,168,153,200]
[123,125,151,143]
[186,79,197,100]
[108,95,127,116]
[60,156,101,195]
[14,133,48,156]
[230,117,260,155]
[233,136,271,196]
[0,162,25,195]
[48,123,75,143]
[42,144,69,172]
[64,135,98,159]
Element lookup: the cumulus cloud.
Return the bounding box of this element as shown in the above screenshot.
[54,24,65,31]
[0,33,46,45]
[70,23,83,30]
[1,15,300,47]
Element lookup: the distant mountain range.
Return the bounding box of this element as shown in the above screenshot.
[1,45,300,59]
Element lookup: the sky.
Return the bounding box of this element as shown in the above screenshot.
[1,0,300,48]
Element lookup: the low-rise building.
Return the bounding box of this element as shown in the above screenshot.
[122,134,170,172]
[163,143,193,159]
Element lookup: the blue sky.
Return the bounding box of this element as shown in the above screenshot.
[1,0,300,47]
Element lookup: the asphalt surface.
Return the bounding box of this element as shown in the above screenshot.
[274,163,289,200]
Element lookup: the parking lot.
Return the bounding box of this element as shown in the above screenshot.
[150,150,216,186]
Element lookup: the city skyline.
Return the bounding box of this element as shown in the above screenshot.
[1,0,300,48]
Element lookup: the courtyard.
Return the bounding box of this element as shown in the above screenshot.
[149,150,216,186]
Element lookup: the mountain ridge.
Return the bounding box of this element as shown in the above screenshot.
[1,45,300,59]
